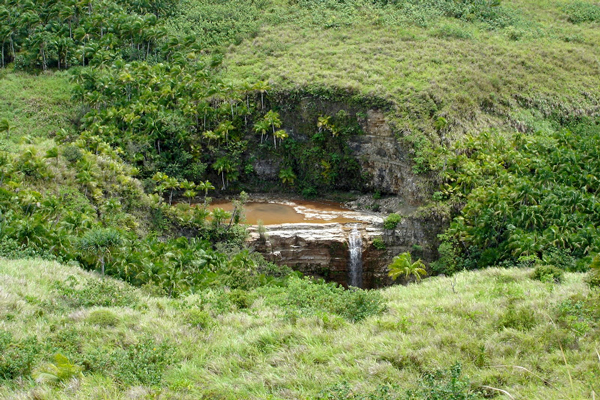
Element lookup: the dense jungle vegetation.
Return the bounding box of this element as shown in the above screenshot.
[1,0,599,398]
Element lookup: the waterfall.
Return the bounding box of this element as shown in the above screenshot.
[348,224,363,288]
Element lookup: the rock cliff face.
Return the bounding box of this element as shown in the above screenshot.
[249,217,439,288]
[253,94,431,204]
[348,110,426,205]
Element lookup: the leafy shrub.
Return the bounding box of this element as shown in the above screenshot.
[34,353,83,384]
[372,237,387,250]
[497,301,537,331]
[263,277,386,322]
[542,248,578,272]
[47,328,82,357]
[62,145,83,164]
[182,309,212,329]
[316,363,481,399]
[0,332,40,381]
[229,289,254,309]
[555,297,595,337]
[320,313,347,330]
[531,265,564,284]
[433,24,473,40]
[585,254,600,289]
[56,276,138,308]
[430,242,459,275]
[115,338,175,386]
[302,186,318,199]
[564,2,600,23]
[586,271,600,290]
[439,124,600,272]
[383,213,402,230]
[86,310,120,327]
[315,381,399,399]
[0,237,51,259]
[407,362,483,400]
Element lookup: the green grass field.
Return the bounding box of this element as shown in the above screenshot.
[1,258,597,399]
[223,0,600,140]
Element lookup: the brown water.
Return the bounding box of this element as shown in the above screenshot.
[207,200,363,225]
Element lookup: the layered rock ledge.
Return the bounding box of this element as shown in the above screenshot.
[248,217,438,288]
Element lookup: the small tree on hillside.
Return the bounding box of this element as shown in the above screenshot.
[78,228,123,275]
[388,252,427,283]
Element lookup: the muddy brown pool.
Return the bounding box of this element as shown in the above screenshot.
[207,200,367,225]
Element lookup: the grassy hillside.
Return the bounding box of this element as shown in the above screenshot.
[223,0,600,146]
[0,258,598,399]
[0,71,74,145]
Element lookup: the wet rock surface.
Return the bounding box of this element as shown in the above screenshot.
[248,216,439,288]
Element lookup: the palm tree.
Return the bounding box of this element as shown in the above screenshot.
[253,119,269,144]
[388,252,427,283]
[216,120,234,144]
[264,110,282,146]
[212,157,233,190]
[165,176,179,206]
[202,130,220,146]
[211,207,230,229]
[253,80,270,109]
[78,228,123,275]
[278,167,296,185]
[197,180,215,201]
[180,180,197,205]
[274,129,288,148]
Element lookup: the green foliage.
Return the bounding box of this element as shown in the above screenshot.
[0,0,174,70]
[388,252,427,282]
[229,289,254,309]
[555,295,598,338]
[531,265,564,284]
[406,362,482,400]
[315,381,399,399]
[86,309,120,327]
[89,337,176,386]
[433,23,473,40]
[302,186,318,198]
[34,353,83,384]
[279,166,296,185]
[167,0,268,48]
[77,228,123,274]
[0,332,40,381]
[586,254,600,289]
[383,213,402,230]
[439,123,600,272]
[56,276,139,308]
[372,236,386,250]
[564,2,600,24]
[182,308,212,329]
[0,118,9,134]
[497,300,537,331]
[316,363,481,399]
[293,0,513,30]
[62,145,83,164]
[262,276,386,322]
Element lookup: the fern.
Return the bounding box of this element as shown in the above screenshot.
[34,354,83,384]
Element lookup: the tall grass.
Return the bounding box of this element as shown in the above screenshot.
[0,258,597,399]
